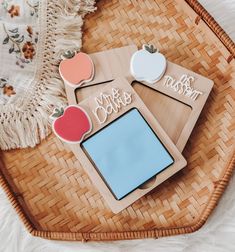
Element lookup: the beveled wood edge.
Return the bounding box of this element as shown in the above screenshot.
[185,0,235,62]
[0,150,234,241]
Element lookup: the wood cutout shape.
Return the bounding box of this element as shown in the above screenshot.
[51,105,92,144]
[59,52,94,87]
[65,45,214,152]
[68,78,187,213]
[130,44,167,83]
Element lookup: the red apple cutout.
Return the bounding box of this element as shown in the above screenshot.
[59,52,94,87]
[51,105,92,144]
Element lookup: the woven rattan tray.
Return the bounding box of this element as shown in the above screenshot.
[0,0,235,241]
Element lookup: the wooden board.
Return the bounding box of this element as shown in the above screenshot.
[66,45,214,152]
[69,78,186,213]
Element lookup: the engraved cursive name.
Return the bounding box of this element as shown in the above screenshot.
[163,74,203,101]
[93,88,132,124]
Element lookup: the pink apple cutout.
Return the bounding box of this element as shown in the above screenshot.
[59,52,94,87]
[51,105,92,144]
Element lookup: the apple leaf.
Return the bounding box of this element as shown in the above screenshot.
[52,112,61,118]
[51,107,64,118]
[63,50,75,59]
[143,44,150,52]
[143,44,158,53]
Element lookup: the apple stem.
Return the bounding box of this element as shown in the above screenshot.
[51,107,64,118]
[143,44,158,53]
[61,50,76,59]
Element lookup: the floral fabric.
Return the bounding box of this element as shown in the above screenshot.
[0,0,95,150]
[0,0,39,105]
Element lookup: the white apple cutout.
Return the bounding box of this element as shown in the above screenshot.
[130,44,167,84]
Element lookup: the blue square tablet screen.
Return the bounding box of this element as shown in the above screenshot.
[81,108,174,200]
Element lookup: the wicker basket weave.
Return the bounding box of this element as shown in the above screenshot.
[0,0,234,241]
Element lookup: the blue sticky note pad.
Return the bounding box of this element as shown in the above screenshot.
[82,108,174,200]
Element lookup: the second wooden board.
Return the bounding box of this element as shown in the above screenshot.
[65,45,214,152]
[68,78,186,213]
